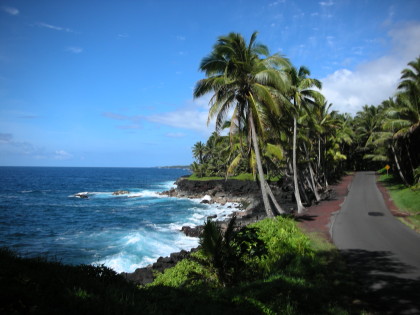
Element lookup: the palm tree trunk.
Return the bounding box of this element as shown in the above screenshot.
[264,182,286,214]
[404,139,415,180]
[391,143,409,186]
[308,163,321,202]
[293,117,305,213]
[249,114,275,218]
[302,143,321,202]
[318,138,321,169]
[299,170,311,205]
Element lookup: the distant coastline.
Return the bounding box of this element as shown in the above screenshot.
[158,165,191,170]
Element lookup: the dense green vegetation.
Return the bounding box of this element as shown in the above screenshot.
[187,172,281,182]
[141,217,363,313]
[379,173,420,231]
[0,217,366,314]
[191,32,420,217]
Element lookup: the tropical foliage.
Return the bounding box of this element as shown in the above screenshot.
[192,33,419,216]
[149,217,361,314]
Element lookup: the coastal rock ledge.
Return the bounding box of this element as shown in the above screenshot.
[123,177,300,285]
[161,177,296,213]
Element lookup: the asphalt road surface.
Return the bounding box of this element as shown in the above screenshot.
[331,171,420,314]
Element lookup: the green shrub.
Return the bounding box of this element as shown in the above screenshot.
[250,217,314,274]
[149,251,216,288]
[197,217,268,286]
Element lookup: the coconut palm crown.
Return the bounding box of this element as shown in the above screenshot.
[193,32,290,217]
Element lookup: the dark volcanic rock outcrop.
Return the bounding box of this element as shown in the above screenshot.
[181,225,204,237]
[175,178,261,197]
[122,249,193,285]
[113,190,129,195]
[162,177,296,212]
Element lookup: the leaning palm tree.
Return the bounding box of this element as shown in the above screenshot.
[194,32,290,217]
[287,66,322,213]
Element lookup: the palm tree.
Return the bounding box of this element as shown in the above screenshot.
[192,141,206,164]
[287,66,322,213]
[387,57,420,138]
[398,56,420,125]
[194,32,290,217]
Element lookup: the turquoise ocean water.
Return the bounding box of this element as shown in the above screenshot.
[0,167,238,272]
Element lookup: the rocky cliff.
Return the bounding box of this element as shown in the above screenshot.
[124,177,298,285]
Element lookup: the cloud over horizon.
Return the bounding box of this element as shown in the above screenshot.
[321,22,420,115]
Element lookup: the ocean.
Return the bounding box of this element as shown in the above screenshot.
[0,167,238,273]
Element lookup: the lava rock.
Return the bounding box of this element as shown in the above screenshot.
[113,190,129,195]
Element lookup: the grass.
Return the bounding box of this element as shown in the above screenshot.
[0,216,368,314]
[187,173,282,182]
[187,174,224,181]
[148,217,365,314]
[378,173,420,232]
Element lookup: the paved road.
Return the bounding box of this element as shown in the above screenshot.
[331,171,420,314]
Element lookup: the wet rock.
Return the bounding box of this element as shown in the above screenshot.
[113,190,129,195]
[181,225,204,237]
[201,195,212,204]
[122,267,153,285]
[75,192,89,199]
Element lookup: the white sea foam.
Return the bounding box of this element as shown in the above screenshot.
[125,234,142,245]
[96,253,144,273]
[157,181,177,191]
[70,180,244,273]
[136,190,162,198]
[94,226,200,273]
[71,189,168,199]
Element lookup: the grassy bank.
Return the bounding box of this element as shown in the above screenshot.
[187,173,281,182]
[378,173,420,232]
[0,216,367,314]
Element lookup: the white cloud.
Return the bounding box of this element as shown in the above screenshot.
[2,6,19,15]
[54,150,73,160]
[321,23,420,115]
[147,94,214,135]
[319,0,334,6]
[269,0,285,6]
[66,46,83,54]
[36,22,74,33]
[176,35,186,41]
[148,108,210,134]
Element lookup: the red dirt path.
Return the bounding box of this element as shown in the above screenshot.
[296,174,354,242]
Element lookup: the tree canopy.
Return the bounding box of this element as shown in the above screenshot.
[192,33,420,213]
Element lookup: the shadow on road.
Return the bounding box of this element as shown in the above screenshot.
[341,249,420,314]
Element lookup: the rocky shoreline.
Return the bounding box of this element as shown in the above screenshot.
[122,177,300,285]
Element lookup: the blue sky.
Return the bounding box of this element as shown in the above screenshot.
[1,0,419,167]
